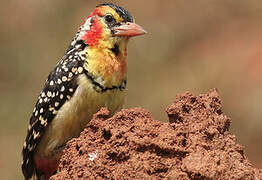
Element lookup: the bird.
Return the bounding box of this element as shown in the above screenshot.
[21,3,146,180]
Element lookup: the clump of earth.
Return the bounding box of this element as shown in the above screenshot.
[51,89,262,180]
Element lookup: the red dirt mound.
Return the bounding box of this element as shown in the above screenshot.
[51,89,262,180]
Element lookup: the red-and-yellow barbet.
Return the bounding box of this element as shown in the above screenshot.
[22,3,146,180]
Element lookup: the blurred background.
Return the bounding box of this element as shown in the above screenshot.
[1,0,262,179]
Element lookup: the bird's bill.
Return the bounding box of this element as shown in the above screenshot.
[113,22,147,37]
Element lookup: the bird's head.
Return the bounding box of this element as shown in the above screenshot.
[72,3,146,56]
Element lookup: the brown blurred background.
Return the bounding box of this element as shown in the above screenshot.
[1,0,262,179]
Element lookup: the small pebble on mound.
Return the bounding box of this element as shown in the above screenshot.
[51,89,262,180]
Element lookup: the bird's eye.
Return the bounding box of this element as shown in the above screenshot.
[105,14,115,23]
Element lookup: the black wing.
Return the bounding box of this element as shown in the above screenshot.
[22,41,87,179]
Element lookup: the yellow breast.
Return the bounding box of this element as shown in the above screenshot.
[35,74,126,159]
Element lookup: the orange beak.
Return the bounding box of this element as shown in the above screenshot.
[113,22,147,37]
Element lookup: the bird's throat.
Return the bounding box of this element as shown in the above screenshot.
[83,43,127,87]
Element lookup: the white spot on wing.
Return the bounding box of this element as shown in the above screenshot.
[72,67,77,73]
[47,91,52,97]
[55,102,59,107]
[52,110,57,115]
[68,72,73,78]
[35,110,38,116]
[50,80,54,86]
[39,116,47,126]
[62,76,67,82]
[78,67,83,74]
[58,79,62,84]
[33,130,40,139]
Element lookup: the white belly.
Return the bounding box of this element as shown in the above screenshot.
[35,74,126,158]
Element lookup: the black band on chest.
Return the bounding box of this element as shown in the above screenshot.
[83,69,126,93]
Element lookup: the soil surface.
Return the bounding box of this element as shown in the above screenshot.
[51,89,262,180]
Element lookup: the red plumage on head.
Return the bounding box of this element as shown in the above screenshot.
[81,19,103,46]
[81,8,104,46]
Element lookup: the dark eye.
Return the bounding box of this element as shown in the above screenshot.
[105,14,115,23]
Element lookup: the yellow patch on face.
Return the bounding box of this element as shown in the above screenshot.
[94,6,125,47]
